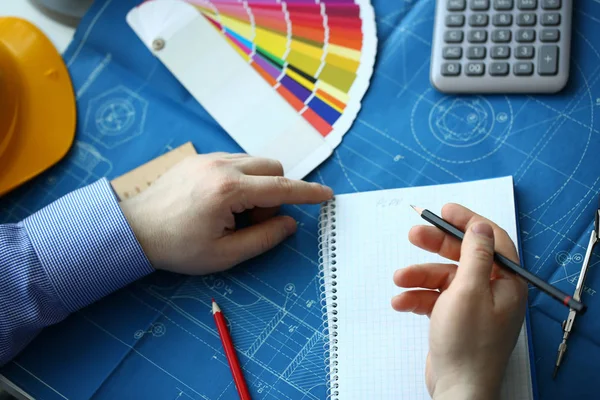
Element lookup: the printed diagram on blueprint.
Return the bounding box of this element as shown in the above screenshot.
[84,85,149,149]
[125,271,328,399]
[2,0,600,399]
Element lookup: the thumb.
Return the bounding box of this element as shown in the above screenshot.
[220,216,297,266]
[455,221,495,290]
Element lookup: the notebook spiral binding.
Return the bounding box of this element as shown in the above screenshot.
[318,198,339,400]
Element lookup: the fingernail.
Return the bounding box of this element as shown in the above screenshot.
[322,185,334,197]
[471,222,493,239]
[284,218,298,235]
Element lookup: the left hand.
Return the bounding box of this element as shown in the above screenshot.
[120,152,333,275]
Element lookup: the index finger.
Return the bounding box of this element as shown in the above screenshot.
[409,203,519,264]
[242,175,334,207]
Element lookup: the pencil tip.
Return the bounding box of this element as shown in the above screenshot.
[410,205,424,215]
[212,300,220,314]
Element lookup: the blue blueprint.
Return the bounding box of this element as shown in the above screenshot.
[1,0,600,398]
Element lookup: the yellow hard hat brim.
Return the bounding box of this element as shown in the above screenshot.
[0,17,76,197]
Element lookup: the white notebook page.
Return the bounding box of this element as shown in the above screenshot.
[330,176,534,399]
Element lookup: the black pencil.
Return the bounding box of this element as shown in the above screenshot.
[411,205,586,314]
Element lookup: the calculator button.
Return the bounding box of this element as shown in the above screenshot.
[494,0,513,10]
[467,46,486,59]
[447,0,466,10]
[515,45,535,58]
[493,13,513,26]
[492,29,511,42]
[542,0,560,9]
[542,13,560,25]
[539,45,558,75]
[541,29,560,42]
[446,15,466,27]
[490,62,509,76]
[514,62,534,75]
[518,0,537,9]
[466,62,485,76]
[469,14,489,26]
[470,0,490,10]
[517,13,536,26]
[442,63,461,76]
[468,30,488,42]
[491,46,510,59]
[516,29,535,42]
[445,30,464,43]
[443,46,463,59]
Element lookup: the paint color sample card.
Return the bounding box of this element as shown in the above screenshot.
[126,0,377,179]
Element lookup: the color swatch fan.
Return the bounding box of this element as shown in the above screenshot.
[126,0,377,179]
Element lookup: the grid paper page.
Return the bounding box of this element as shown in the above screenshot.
[330,176,534,399]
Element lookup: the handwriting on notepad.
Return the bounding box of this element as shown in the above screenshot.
[376,197,403,208]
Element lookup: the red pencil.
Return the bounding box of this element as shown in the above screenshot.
[212,299,252,400]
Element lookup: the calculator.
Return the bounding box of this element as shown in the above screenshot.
[430,0,572,93]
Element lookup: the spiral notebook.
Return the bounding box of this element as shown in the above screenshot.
[318,176,537,399]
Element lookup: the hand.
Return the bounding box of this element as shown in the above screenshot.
[391,203,527,400]
[119,152,333,275]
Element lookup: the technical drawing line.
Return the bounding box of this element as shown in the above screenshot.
[342,144,411,186]
[357,118,463,181]
[144,292,219,341]
[521,62,595,240]
[281,332,320,380]
[296,226,319,240]
[148,287,312,367]
[225,273,323,334]
[175,387,197,400]
[242,271,298,300]
[133,287,318,399]
[525,67,600,136]
[549,259,600,286]
[12,362,67,400]
[212,357,296,400]
[291,205,318,222]
[335,149,386,190]
[80,313,211,400]
[282,244,319,267]
[352,132,440,184]
[519,213,600,260]
[517,64,593,183]
[533,186,600,276]
[259,296,324,398]
[286,276,322,320]
[315,169,326,186]
[246,308,287,357]
[77,53,112,99]
[334,150,359,192]
[66,0,114,67]
[523,180,600,242]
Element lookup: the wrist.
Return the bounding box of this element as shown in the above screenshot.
[433,376,500,400]
[119,198,158,270]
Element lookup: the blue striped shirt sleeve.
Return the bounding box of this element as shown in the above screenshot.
[0,178,154,365]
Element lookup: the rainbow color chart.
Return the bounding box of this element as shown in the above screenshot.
[127,0,376,179]
[193,0,371,136]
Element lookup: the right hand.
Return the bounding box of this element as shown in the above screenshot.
[391,203,528,400]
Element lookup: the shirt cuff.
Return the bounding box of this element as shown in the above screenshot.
[23,178,154,313]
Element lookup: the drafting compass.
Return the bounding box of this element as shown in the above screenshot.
[553,201,600,378]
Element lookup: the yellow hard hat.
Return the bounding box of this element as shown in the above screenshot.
[0,17,76,196]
